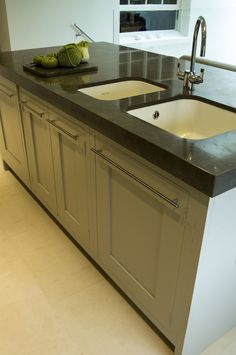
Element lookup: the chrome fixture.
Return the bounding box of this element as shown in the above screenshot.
[73,24,94,42]
[177,16,207,92]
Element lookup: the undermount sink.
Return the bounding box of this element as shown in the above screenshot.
[78,80,165,100]
[127,99,236,140]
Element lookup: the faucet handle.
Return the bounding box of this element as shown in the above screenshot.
[177,62,185,80]
[194,68,205,84]
[200,68,204,81]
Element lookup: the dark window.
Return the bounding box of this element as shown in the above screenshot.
[120,10,178,32]
[130,0,145,3]
[120,0,177,4]
[163,0,177,4]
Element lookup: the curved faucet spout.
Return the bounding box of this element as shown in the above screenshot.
[177,16,207,92]
[190,16,207,73]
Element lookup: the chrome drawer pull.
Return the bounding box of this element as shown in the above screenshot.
[22,102,45,118]
[50,120,79,141]
[0,88,15,98]
[91,148,179,209]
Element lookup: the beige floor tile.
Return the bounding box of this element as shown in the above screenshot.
[54,280,173,355]
[0,178,21,198]
[0,258,42,306]
[0,199,50,237]
[11,220,77,256]
[19,234,90,274]
[34,264,104,305]
[0,293,83,355]
[0,230,19,266]
[7,213,103,304]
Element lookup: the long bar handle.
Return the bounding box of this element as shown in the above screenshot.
[22,101,46,118]
[49,120,79,141]
[91,148,179,209]
[0,87,15,99]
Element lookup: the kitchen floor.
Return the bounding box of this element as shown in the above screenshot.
[0,162,235,355]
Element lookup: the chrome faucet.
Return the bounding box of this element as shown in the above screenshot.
[73,24,94,42]
[177,16,207,92]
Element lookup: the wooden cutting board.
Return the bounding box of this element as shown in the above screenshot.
[23,62,98,77]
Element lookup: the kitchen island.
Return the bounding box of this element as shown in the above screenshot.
[0,42,236,355]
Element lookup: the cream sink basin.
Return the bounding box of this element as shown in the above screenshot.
[78,80,165,100]
[127,99,236,140]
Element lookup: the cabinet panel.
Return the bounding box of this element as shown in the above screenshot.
[50,117,90,251]
[107,168,163,295]
[21,98,57,212]
[0,78,30,186]
[94,140,188,339]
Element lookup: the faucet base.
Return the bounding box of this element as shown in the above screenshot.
[177,64,205,93]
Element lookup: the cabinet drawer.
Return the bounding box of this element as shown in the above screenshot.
[20,93,49,121]
[93,139,188,214]
[0,77,18,107]
[0,76,17,97]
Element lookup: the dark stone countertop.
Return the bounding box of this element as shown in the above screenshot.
[1,42,236,197]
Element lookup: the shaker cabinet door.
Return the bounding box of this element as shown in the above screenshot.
[0,78,30,186]
[50,116,90,251]
[21,98,57,213]
[93,140,188,340]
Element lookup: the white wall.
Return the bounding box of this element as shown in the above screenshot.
[2,0,119,51]
[188,0,236,64]
[0,0,11,51]
[2,0,236,65]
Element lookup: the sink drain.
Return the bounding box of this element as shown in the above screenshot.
[153,110,160,119]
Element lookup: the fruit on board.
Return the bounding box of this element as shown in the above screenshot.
[32,55,45,65]
[77,41,90,62]
[32,43,83,69]
[47,52,58,59]
[41,56,59,68]
[57,43,82,67]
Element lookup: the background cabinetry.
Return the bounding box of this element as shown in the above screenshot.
[21,95,57,213]
[21,91,91,252]
[50,113,90,252]
[0,77,29,186]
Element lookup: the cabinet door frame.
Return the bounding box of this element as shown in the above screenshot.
[0,78,30,186]
[50,113,91,252]
[21,96,57,213]
[93,138,189,341]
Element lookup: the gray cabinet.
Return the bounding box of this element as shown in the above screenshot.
[50,114,90,251]
[92,139,189,340]
[21,95,57,213]
[20,89,91,252]
[2,79,233,355]
[0,77,30,186]
[1,78,234,355]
